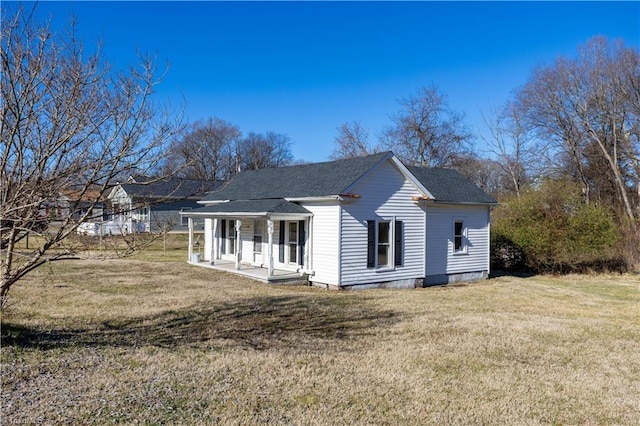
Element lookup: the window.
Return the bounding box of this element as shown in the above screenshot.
[137,207,148,222]
[253,220,263,262]
[454,220,466,253]
[377,221,391,267]
[288,221,298,264]
[228,220,236,254]
[367,219,403,269]
[278,220,305,266]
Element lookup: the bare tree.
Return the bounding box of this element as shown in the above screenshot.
[449,154,504,196]
[380,86,472,168]
[330,121,375,159]
[239,131,293,171]
[516,37,639,225]
[0,6,182,306]
[163,117,241,180]
[481,103,546,197]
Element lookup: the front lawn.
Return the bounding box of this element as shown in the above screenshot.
[2,258,639,424]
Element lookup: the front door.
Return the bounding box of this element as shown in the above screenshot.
[278,220,305,268]
[220,219,236,258]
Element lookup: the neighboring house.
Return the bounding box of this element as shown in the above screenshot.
[39,187,107,224]
[106,177,223,234]
[64,187,109,223]
[182,151,497,289]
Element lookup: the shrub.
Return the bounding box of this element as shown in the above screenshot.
[492,179,621,273]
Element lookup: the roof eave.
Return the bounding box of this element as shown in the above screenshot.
[424,200,498,206]
[181,211,312,218]
[285,195,342,202]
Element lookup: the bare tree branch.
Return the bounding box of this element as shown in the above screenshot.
[1,5,183,307]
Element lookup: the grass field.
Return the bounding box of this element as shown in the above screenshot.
[1,246,639,424]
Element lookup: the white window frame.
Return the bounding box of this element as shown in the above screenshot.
[453,219,468,254]
[286,221,299,265]
[227,219,236,255]
[253,220,264,264]
[368,217,401,271]
[376,220,392,269]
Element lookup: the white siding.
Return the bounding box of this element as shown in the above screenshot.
[339,160,426,286]
[239,220,255,264]
[425,204,490,276]
[302,202,341,286]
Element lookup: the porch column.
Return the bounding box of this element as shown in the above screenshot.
[209,218,217,265]
[187,217,194,262]
[235,219,242,270]
[306,216,312,272]
[267,219,274,277]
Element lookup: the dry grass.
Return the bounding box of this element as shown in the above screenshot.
[1,255,639,425]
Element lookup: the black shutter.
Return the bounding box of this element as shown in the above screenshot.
[298,220,305,266]
[367,220,376,268]
[394,220,403,266]
[220,219,226,254]
[278,220,285,263]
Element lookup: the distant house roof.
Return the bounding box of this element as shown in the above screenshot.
[201,151,392,202]
[407,166,497,204]
[119,178,223,200]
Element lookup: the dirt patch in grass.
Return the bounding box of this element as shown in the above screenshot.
[2,260,639,424]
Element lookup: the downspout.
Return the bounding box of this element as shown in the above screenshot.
[307,216,313,276]
[337,204,342,288]
[487,206,492,277]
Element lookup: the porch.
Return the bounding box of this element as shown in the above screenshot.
[188,258,309,285]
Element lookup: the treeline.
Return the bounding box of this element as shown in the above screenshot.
[326,37,639,272]
[161,37,639,272]
[158,118,294,181]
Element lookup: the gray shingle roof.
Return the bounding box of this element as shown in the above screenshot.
[120,178,223,199]
[185,199,311,216]
[201,151,392,202]
[408,166,497,204]
[196,151,495,206]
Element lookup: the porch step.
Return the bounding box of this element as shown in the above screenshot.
[268,273,309,286]
[190,260,309,286]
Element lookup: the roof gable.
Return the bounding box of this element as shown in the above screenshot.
[198,152,495,205]
[202,151,393,202]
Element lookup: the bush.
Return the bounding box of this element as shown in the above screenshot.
[490,233,526,272]
[492,179,622,273]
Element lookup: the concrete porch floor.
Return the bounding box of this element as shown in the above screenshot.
[189,259,309,285]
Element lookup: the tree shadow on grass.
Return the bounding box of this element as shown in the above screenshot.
[2,295,401,352]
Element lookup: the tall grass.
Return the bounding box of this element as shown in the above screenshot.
[2,258,639,424]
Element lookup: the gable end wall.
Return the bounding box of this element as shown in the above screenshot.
[339,160,426,287]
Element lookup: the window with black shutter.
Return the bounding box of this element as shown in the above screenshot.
[278,220,285,263]
[394,220,403,266]
[298,220,305,266]
[367,220,376,268]
[367,219,403,269]
[220,219,226,254]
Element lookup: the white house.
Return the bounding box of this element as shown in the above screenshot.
[106,177,222,234]
[182,151,497,289]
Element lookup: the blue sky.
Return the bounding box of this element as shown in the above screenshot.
[12,1,640,162]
